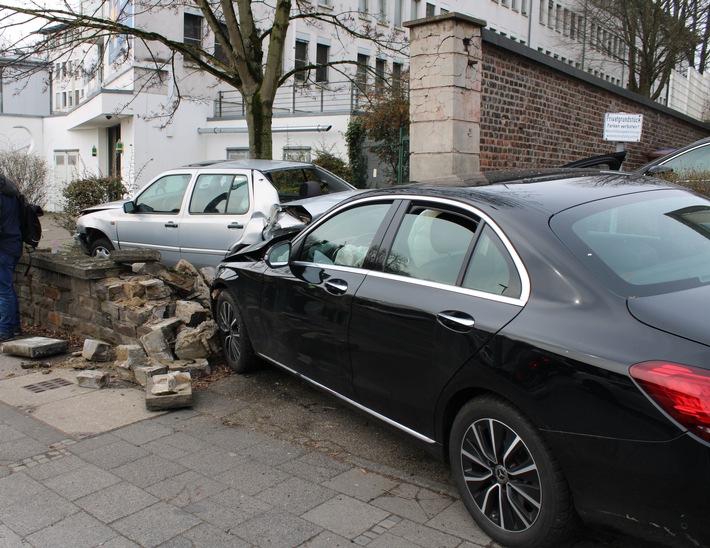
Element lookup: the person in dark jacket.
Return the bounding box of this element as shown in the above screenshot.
[0,174,23,342]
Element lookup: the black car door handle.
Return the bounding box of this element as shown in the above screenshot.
[437,311,475,332]
[165,221,178,228]
[324,279,348,295]
[228,222,244,229]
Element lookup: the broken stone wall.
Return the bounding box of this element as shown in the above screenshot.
[13,250,220,370]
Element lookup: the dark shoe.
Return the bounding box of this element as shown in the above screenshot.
[0,332,17,343]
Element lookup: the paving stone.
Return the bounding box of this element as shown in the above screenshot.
[213,458,290,496]
[110,501,202,547]
[300,530,353,547]
[176,445,246,477]
[0,473,46,509]
[75,481,160,523]
[1,336,68,358]
[301,494,390,539]
[235,507,323,547]
[112,453,188,488]
[278,451,352,484]
[23,454,85,481]
[370,483,456,523]
[113,420,175,446]
[42,463,121,501]
[0,490,80,536]
[424,501,491,545]
[386,517,464,547]
[256,476,338,514]
[145,470,228,508]
[322,468,399,502]
[238,436,309,467]
[182,487,272,531]
[142,431,208,460]
[179,522,251,548]
[64,433,122,455]
[25,510,119,547]
[79,439,151,469]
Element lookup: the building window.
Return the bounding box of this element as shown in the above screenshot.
[283,146,311,162]
[214,22,229,64]
[375,58,387,92]
[184,13,203,49]
[359,0,368,15]
[227,148,250,160]
[547,0,554,28]
[356,53,370,99]
[392,62,403,88]
[425,2,435,17]
[316,43,329,83]
[394,0,403,25]
[295,39,309,83]
[378,0,387,22]
[411,0,420,18]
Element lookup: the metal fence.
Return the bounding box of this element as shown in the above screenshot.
[213,80,369,118]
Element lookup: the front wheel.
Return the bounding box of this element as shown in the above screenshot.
[215,289,258,373]
[449,396,576,548]
[89,236,114,259]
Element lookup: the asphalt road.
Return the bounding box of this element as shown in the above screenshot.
[207,361,670,548]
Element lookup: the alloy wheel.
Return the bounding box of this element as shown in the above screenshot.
[218,298,241,364]
[460,418,542,533]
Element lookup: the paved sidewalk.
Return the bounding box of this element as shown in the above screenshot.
[0,357,493,547]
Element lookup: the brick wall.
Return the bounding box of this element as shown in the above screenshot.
[479,32,710,171]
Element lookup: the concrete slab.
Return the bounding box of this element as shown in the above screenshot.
[2,336,69,358]
[0,370,164,437]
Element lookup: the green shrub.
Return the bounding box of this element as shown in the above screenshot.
[313,150,351,183]
[59,176,127,233]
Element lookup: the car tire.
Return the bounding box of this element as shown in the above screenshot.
[215,289,258,373]
[449,395,575,548]
[90,237,114,259]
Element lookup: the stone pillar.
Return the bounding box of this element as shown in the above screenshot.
[404,13,486,182]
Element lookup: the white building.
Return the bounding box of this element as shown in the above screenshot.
[0,0,706,210]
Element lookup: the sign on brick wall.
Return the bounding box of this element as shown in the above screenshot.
[604,113,644,142]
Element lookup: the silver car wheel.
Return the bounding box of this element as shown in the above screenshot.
[460,418,541,533]
[218,298,241,364]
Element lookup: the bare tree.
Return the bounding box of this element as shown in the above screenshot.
[579,0,701,99]
[0,0,407,159]
[0,148,51,206]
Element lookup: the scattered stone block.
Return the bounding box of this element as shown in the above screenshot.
[167,359,210,378]
[76,370,109,389]
[175,300,208,327]
[1,337,69,358]
[133,364,169,387]
[146,372,192,410]
[174,320,219,360]
[82,339,113,362]
[140,329,174,361]
[110,249,162,264]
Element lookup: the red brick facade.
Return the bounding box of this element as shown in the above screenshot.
[479,38,710,171]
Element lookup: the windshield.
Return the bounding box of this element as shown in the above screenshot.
[552,189,710,297]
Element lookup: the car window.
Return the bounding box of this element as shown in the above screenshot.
[269,168,327,201]
[552,191,710,296]
[662,144,710,175]
[463,225,522,298]
[135,174,191,214]
[385,206,478,285]
[297,203,391,267]
[189,174,249,214]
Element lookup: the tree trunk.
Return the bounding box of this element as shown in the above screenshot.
[244,91,274,160]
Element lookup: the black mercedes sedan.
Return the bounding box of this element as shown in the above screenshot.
[210,172,710,548]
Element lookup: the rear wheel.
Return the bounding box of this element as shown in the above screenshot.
[89,237,114,259]
[449,395,575,548]
[215,289,258,373]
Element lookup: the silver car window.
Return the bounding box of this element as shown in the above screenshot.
[135,174,191,214]
[190,174,249,214]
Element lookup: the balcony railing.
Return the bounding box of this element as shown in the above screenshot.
[213,80,371,118]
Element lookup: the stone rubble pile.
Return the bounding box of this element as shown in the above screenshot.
[66,250,224,409]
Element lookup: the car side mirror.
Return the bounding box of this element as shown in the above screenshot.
[123,201,136,213]
[265,241,291,268]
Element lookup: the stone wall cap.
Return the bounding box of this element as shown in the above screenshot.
[403,12,486,30]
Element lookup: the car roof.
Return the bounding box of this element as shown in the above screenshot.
[634,136,710,174]
[354,171,679,219]
[182,159,318,172]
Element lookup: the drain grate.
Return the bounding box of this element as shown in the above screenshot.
[23,378,73,393]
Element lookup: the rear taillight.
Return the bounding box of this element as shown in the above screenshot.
[630,361,710,444]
